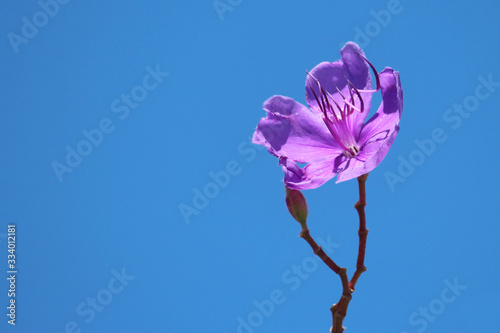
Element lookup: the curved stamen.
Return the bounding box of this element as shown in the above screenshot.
[307,71,344,121]
[335,85,347,101]
[347,82,355,114]
[306,72,329,118]
[346,78,365,114]
[321,89,336,121]
[357,51,380,93]
[336,84,361,114]
[322,117,352,152]
[322,86,344,120]
[305,70,361,157]
[334,85,349,118]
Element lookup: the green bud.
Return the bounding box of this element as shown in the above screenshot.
[285,187,308,226]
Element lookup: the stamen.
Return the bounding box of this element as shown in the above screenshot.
[346,78,365,113]
[323,118,352,152]
[305,70,361,157]
[356,52,381,93]
[347,82,355,111]
[306,72,328,118]
[336,84,361,114]
[306,71,343,121]
[335,85,347,101]
[324,87,344,120]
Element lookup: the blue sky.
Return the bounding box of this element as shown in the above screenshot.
[1,0,499,332]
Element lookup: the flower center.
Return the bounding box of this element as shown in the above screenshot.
[307,74,362,157]
[306,54,380,158]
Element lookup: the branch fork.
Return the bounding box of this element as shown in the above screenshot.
[299,174,369,333]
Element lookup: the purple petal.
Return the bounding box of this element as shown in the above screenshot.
[279,156,340,190]
[336,68,403,182]
[305,42,373,137]
[252,95,342,163]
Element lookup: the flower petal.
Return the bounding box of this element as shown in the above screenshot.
[252,95,342,163]
[279,156,340,190]
[305,42,373,137]
[335,68,403,182]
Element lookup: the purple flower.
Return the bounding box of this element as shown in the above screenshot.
[252,42,403,190]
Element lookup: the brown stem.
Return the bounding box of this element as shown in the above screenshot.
[299,173,369,332]
[299,229,341,274]
[330,269,352,333]
[329,173,369,332]
[349,173,369,291]
[299,229,350,333]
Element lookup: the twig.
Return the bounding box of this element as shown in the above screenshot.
[299,229,341,274]
[298,173,369,332]
[299,229,350,333]
[349,173,369,291]
[330,173,369,332]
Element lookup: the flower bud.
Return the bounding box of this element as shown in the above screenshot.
[285,187,308,226]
